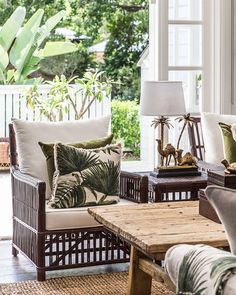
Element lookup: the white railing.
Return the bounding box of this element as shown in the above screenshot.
[0,85,111,137]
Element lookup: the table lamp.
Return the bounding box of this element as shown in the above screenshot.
[140,81,186,169]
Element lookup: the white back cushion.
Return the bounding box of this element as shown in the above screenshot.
[201,112,236,164]
[12,116,110,197]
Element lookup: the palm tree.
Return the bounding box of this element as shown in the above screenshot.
[151,116,174,166]
[81,161,120,205]
[151,116,173,129]
[175,113,195,149]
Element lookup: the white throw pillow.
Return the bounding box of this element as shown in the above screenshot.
[201,112,236,164]
[205,185,236,254]
[12,116,110,198]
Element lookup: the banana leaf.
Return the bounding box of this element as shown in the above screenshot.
[6,70,15,84]
[9,9,44,74]
[0,44,9,70]
[37,10,66,47]
[36,41,77,57]
[18,32,42,82]
[0,6,26,51]
[0,68,5,83]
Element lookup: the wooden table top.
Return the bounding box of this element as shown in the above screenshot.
[88,201,228,258]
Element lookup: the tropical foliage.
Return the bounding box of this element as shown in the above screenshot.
[49,143,121,209]
[0,6,77,84]
[111,99,140,158]
[25,71,113,121]
[0,1,148,100]
[177,245,236,295]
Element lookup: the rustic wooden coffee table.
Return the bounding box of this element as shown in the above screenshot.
[88,201,228,295]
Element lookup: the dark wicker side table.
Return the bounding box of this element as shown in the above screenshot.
[138,172,208,203]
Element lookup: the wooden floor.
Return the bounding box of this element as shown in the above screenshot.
[0,240,129,284]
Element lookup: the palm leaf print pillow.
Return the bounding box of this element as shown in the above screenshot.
[48,143,121,208]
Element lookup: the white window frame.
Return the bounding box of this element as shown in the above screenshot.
[123,0,234,172]
[149,0,233,115]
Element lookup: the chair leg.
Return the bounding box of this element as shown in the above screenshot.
[37,269,46,281]
[12,245,19,257]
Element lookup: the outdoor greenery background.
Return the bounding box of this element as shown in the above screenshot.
[111,100,140,157]
[0,0,148,157]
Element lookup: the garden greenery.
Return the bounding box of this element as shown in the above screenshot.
[25,71,113,121]
[0,6,77,84]
[111,99,140,158]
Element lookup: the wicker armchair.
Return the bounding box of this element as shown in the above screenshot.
[9,124,149,281]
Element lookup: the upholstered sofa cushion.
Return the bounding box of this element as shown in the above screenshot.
[12,116,110,198]
[38,134,113,189]
[201,113,236,165]
[48,143,121,209]
[206,185,236,254]
[46,198,134,230]
[219,122,236,164]
[165,244,236,295]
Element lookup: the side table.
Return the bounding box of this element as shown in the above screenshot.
[138,172,208,202]
[199,170,236,223]
[208,170,236,189]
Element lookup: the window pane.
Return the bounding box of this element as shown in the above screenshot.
[169,25,202,66]
[169,0,202,21]
[168,71,202,113]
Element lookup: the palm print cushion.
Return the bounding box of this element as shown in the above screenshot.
[166,244,236,295]
[48,143,121,208]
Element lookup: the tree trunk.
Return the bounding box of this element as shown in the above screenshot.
[176,122,187,149]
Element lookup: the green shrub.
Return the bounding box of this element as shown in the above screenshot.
[111,100,140,158]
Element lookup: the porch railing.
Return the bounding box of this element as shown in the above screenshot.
[0,85,111,137]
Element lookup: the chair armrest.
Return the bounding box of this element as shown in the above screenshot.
[11,166,46,231]
[120,171,149,203]
[165,244,234,295]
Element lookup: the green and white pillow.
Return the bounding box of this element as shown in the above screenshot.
[48,143,121,209]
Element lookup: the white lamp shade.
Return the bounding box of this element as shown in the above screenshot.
[140,81,186,116]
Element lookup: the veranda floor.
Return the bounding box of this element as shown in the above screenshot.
[0,240,129,283]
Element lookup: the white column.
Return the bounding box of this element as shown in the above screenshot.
[219,0,233,114]
[203,0,233,114]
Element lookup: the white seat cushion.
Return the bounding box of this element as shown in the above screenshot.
[12,116,110,198]
[46,198,135,230]
[201,112,236,164]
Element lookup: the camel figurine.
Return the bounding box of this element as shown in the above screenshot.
[156,139,177,166]
[176,149,197,166]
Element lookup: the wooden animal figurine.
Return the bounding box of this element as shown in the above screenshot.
[156,139,177,166]
[221,159,236,173]
[176,150,197,166]
[176,149,184,165]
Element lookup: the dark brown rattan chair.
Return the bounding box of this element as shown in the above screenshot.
[9,124,149,281]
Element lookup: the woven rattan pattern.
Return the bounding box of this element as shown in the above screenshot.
[0,272,174,295]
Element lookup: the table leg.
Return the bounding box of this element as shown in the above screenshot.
[127,246,152,295]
